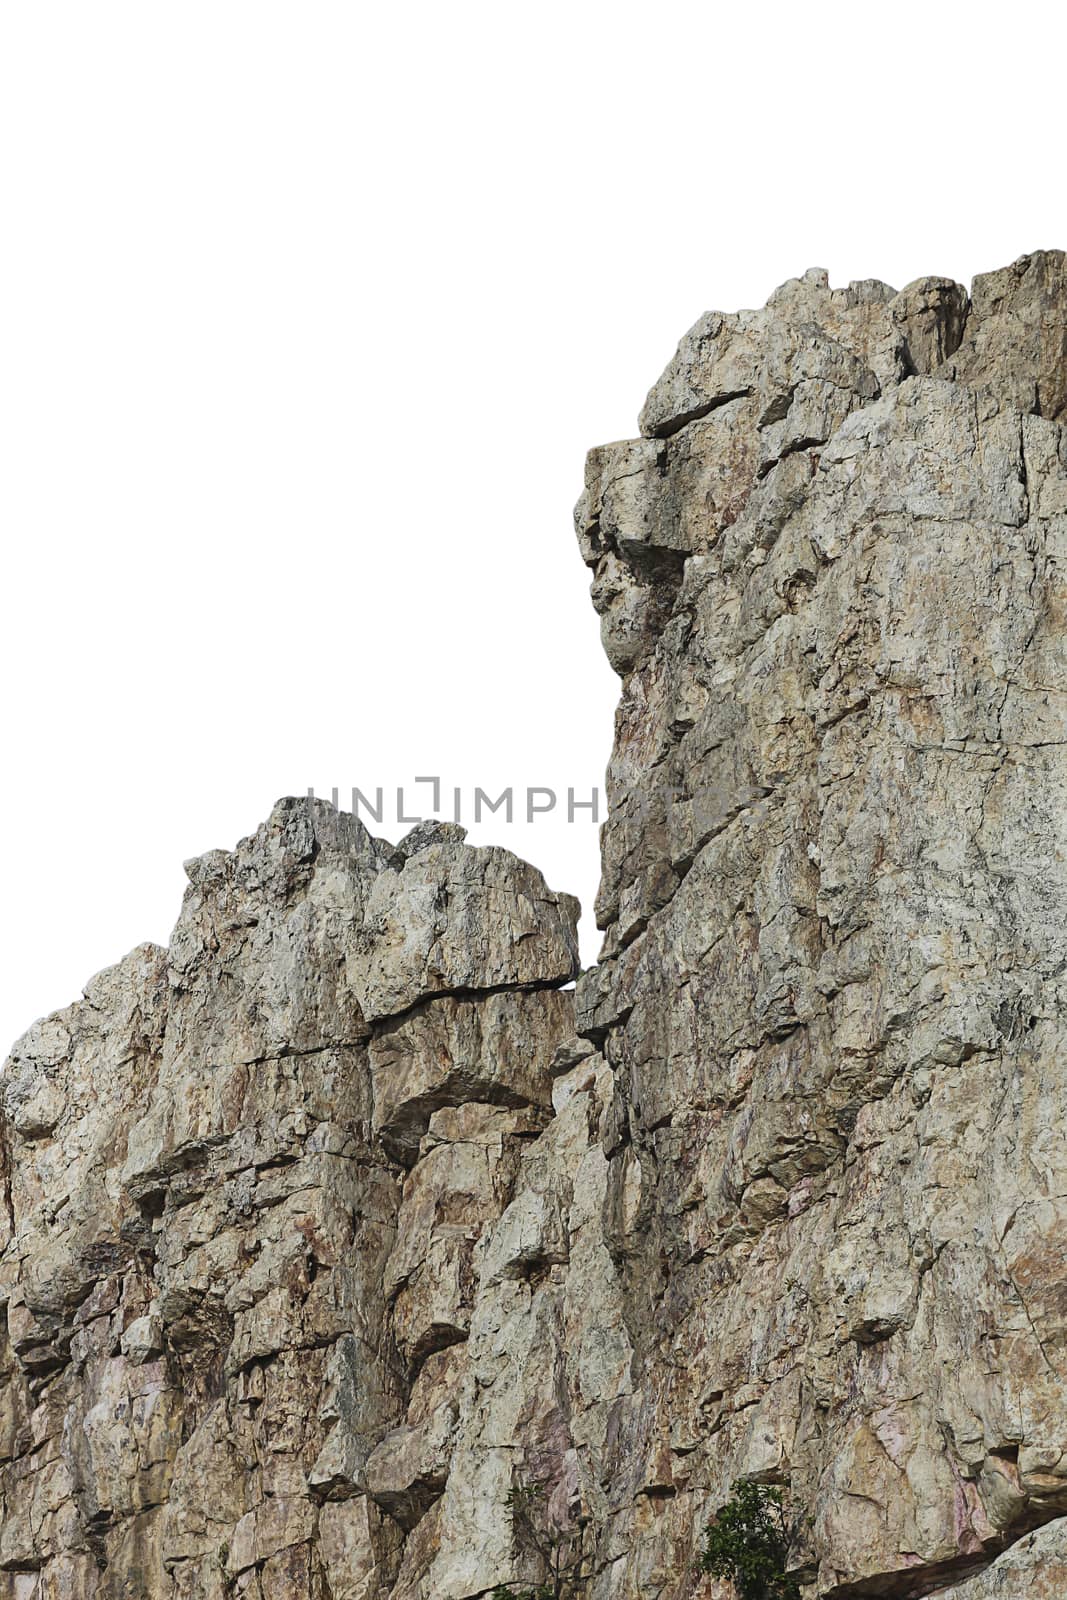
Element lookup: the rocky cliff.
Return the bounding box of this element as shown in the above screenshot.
[3,250,1067,1599]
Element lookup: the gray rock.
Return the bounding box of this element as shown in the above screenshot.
[4,254,1067,1599]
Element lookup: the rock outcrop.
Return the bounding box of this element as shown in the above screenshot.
[3,251,1067,1598]
[0,808,579,1599]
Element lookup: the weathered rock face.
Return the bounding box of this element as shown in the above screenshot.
[3,250,1067,1599]
[571,248,1067,1598]
[0,804,580,1597]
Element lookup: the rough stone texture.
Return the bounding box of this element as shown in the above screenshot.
[4,251,1067,1599]
[935,1517,1067,1597]
[568,249,1067,1599]
[0,802,578,1598]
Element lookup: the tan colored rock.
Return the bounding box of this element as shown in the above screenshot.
[354,826,580,1022]
[5,257,1067,1599]
[0,799,578,1597]
[936,1516,1067,1597]
[566,253,1067,1599]
[369,989,571,1164]
[386,1101,536,1370]
[938,248,1067,421]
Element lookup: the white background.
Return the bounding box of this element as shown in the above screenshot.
[1,3,1063,1054]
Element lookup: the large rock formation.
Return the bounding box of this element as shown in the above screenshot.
[3,250,1067,1598]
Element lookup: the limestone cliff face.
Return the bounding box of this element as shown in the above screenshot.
[3,251,1067,1599]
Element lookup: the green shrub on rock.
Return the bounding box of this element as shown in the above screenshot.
[492,1478,592,1599]
[698,1479,801,1600]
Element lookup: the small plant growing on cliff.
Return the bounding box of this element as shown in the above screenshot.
[492,1476,592,1599]
[698,1479,800,1600]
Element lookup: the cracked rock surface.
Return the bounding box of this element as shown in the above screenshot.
[0,804,578,1598]
[4,251,1067,1598]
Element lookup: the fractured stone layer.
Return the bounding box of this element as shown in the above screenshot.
[3,251,1067,1598]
